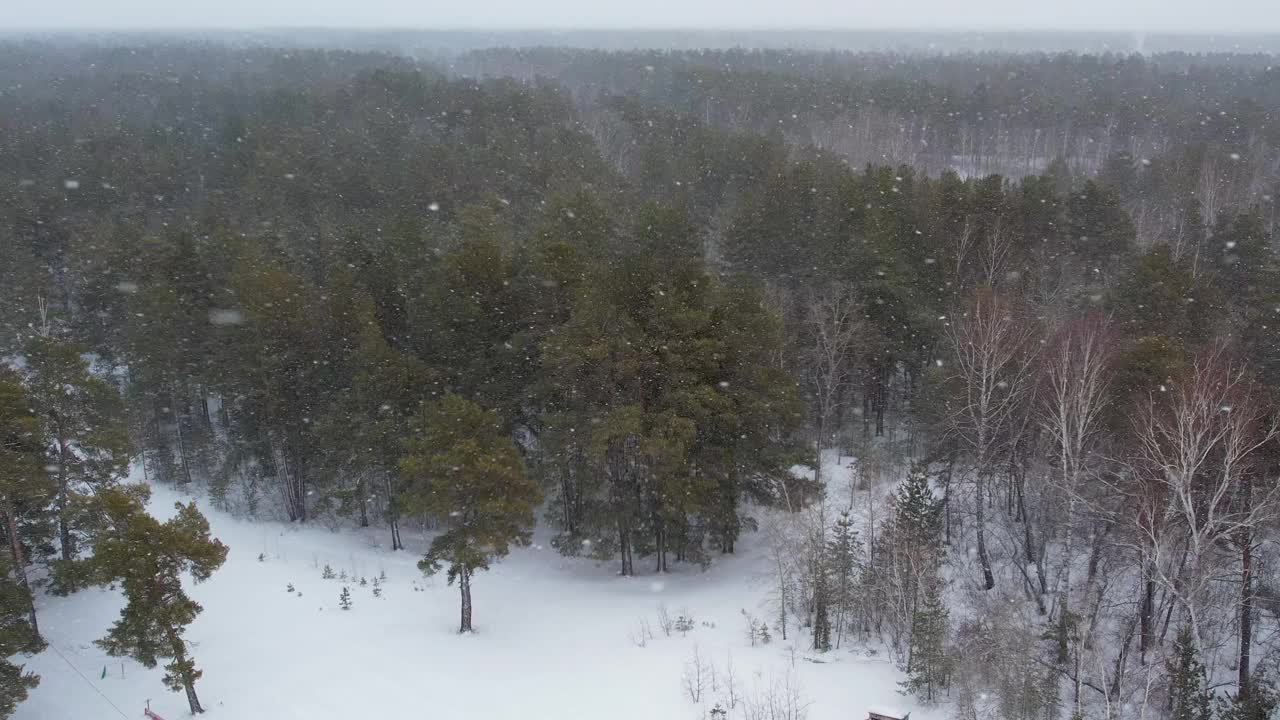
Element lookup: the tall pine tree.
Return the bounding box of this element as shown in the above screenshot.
[0,550,43,720]
[0,369,50,637]
[87,486,228,714]
[400,394,540,632]
[22,336,130,564]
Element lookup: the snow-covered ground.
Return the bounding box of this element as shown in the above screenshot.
[16,457,934,720]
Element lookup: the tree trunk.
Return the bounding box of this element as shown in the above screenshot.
[383,470,402,551]
[1139,551,1154,663]
[862,387,871,439]
[184,679,205,715]
[942,461,953,545]
[975,472,995,590]
[56,433,73,562]
[357,477,369,528]
[165,626,204,714]
[1240,534,1254,700]
[277,443,307,522]
[3,505,39,637]
[875,367,887,437]
[618,523,633,576]
[458,567,473,633]
[1014,471,1046,613]
[654,519,667,573]
[172,394,194,487]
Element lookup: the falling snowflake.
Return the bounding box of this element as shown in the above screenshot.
[208,309,245,326]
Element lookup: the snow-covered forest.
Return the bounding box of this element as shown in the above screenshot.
[3,35,1280,720]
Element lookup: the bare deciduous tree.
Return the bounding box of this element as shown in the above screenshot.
[944,289,1036,590]
[1037,312,1117,716]
[743,670,810,720]
[682,645,709,703]
[1122,344,1279,664]
[801,283,863,486]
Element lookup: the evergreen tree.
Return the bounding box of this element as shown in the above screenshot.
[86,486,228,714]
[423,206,527,420]
[904,578,950,704]
[225,249,334,523]
[0,551,44,720]
[537,213,801,573]
[1066,180,1135,269]
[1167,628,1212,720]
[1217,671,1279,720]
[871,467,943,660]
[812,564,832,652]
[400,394,540,633]
[826,510,863,646]
[22,335,130,564]
[1111,246,1217,348]
[0,369,50,636]
[318,316,434,550]
[339,587,352,610]
[892,467,942,557]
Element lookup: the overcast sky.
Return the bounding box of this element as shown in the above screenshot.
[4,0,1279,33]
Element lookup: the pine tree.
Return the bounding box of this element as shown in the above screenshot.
[1066,179,1135,268]
[0,550,44,720]
[867,467,946,664]
[22,336,130,565]
[812,568,833,652]
[339,587,352,610]
[904,578,950,704]
[86,486,228,714]
[1217,671,1279,720]
[322,564,335,579]
[1167,628,1212,720]
[893,467,942,553]
[0,369,51,637]
[536,215,801,573]
[826,510,863,646]
[401,394,540,632]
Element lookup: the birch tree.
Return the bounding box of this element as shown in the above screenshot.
[1124,344,1278,664]
[801,283,863,486]
[944,289,1035,590]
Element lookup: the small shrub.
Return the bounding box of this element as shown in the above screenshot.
[676,613,696,636]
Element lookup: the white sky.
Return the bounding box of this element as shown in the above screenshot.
[3,0,1279,33]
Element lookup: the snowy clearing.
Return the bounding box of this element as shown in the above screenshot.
[17,465,934,720]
